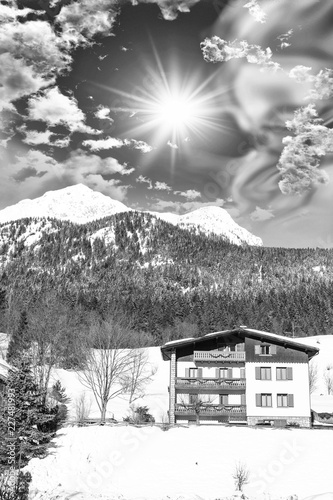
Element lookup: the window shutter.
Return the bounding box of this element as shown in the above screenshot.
[228,368,233,379]
[215,368,220,379]
[240,368,245,379]
[288,394,294,407]
[256,394,261,407]
[255,345,261,355]
[287,367,293,380]
[270,345,277,354]
[241,393,246,405]
[185,368,190,378]
[198,368,203,378]
[255,367,261,380]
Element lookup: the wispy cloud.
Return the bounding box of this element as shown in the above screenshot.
[175,189,201,200]
[250,206,275,221]
[83,136,153,152]
[150,198,225,214]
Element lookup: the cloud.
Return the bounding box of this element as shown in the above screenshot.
[0,14,72,112]
[83,136,153,152]
[19,127,54,146]
[155,181,172,191]
[167,140,178,149]
[136,176,172,191]
[12,166,47,183]
[149,198,225,214]
[136,175,153,189]
[95,106,113,121]
[0,149,132,208]
[250,206,275,221]
[132,0,201,21]
[175,189,201,200]
[83,137,124,150]
[127,139,153,153]
[56,0,119,47]
[27,87,101,134]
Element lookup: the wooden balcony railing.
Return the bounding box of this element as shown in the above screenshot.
[175,377,246,390]
[175,404,246,416]
[193,350,246,363]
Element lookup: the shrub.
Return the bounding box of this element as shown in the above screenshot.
[124,405,155,424]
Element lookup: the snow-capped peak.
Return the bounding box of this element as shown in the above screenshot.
[0,184,262,246]
[0,184,131,225]
[149,206,263,246]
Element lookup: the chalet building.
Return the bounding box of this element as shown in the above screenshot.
[161,327,319,428]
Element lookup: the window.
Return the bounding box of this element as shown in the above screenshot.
[236,343,245,352]
[255,367,271,380]
[219,367,232,379]
[256,393,272,407]
[189,368,198,378]
[255,344,277,356]
[220,394,229,405]
[277,394,294,407]
[276,367,293,380]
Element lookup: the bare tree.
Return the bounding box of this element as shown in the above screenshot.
[233,461,250,492]
[120,349,157,403]
[309,362,318,394]
[75,392,93,425]
[178,394,215,425]
[27,292,69,404]
[324,365,333,395]
[78,316,137,424]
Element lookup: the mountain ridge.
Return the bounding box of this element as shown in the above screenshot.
[0,184,262,247]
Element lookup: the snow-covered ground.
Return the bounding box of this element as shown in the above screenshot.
[27,424,333,500]
[1,334,332,499]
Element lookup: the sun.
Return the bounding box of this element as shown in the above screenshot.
[97,46,230,156]
[154,94,197,128]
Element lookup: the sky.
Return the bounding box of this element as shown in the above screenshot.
[1,0,333,248]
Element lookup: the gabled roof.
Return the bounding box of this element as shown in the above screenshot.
[160,326,320,361]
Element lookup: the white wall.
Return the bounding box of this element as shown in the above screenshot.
[246,362,311,417]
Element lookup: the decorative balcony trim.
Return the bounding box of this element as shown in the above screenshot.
[193,350,246,363]
[175,377,246,390]
[175,403,247,415]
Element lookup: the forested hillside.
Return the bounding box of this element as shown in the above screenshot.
[1,211,333,354]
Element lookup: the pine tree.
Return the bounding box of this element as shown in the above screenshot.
[0,359,55,471]
[6,312,30,366]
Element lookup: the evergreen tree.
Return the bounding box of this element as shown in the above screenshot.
[6,312,30,366]
[0,359,55,470]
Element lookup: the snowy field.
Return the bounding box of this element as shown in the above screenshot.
[1,333,333,499]
[27,424,333,500]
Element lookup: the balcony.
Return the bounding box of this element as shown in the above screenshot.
[193,350,245,363]
[175,377,246,392]
[175,403,246,417]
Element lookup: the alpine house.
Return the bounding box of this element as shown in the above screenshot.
[161,327,319,428]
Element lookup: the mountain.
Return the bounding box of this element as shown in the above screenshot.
[151,206,262,246]
[0,184,131,225]
[0,184,262,246]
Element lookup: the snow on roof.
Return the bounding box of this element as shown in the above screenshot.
[161,326,320,360]
[238,327,319,351]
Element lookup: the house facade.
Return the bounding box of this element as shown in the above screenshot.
[161,327,319,428]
